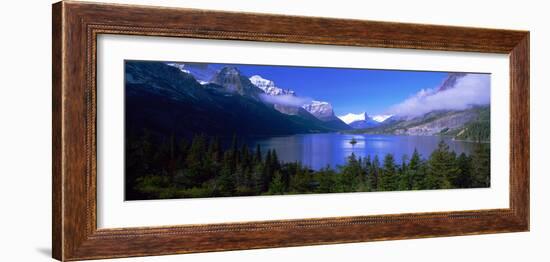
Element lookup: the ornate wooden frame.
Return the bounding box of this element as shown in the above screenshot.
[52,1,530,261]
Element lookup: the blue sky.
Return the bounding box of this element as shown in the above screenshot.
[209,63,449,116]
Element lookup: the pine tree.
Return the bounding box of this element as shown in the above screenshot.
[182,134,207,186]
[361,155,372,191]
[363,155,372,173]
[230,134,239,172]
[207,137,222,163]
[289,165,311,193]
[317,167,339,193]
[152,138,170,176]
[250,163,264,194]
[455,153,473,188]
[125,129,155,199]
[271,149,281,171]
[136,129,154,175]
[379,154,398,191]
[280,162,296,192]
[233,163,245,190]
[177,137,189,169]
[254,144,262,164]
[241,143,250,168]
[340,153,362,192]
[397,155,411,190]
[426,140,456,189]
[167,134,177,176]
[471,142,490,187]
[217,160,236,197]
[261,150,274,192]
[268,172,285,195]
[409,149,426,190]
[368,155,380,191]
[240,165,253,194]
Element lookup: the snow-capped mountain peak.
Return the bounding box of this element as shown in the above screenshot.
[249,75,275,90]
[302,101,335,121]
[249,75,341,123]
[371,114,393,123]
[165,62,219,84]
[166,63,190,74]
[338,112,394,129]
[338,112,367,125]
[249,75,295,96]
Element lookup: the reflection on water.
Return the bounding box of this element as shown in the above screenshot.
[241,133,477,170]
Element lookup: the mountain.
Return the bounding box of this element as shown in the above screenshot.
[347,106,490,141]
[248,75,352,130]
[300,101,352,130]
[126,61,210,100]
[339,112,367,125]
[249,75,295,96]
[125,61,348,138]
[302,101,334,121]
[210,67,265,99]
[349,120,381,129]
[337,112,392,129]
[372,115,393,122]
[437,72,468,92]
[301,101,351,131]
[343,72,490,140]
[166,62,218,84]
[249,75,304,116]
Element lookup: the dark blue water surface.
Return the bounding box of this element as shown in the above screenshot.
[242,133,476,170]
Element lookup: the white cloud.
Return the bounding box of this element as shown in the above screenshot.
[259,94,313,107]
[387,74,490,117]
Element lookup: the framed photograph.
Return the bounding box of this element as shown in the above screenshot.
[52,1,529,261]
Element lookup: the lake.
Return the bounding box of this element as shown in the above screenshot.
[241,133,477,170]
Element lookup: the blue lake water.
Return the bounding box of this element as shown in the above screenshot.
[241,133,477,170]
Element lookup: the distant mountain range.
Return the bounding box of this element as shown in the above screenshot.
[247,74,351,130]
[343,73,491,141]
[346,106,490,141]
[125,61,352,139]
[249,75,295,96]
[164,63,349,127]
[126,62,489,141]
[168,62,351,130]
[337,112,393,129]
